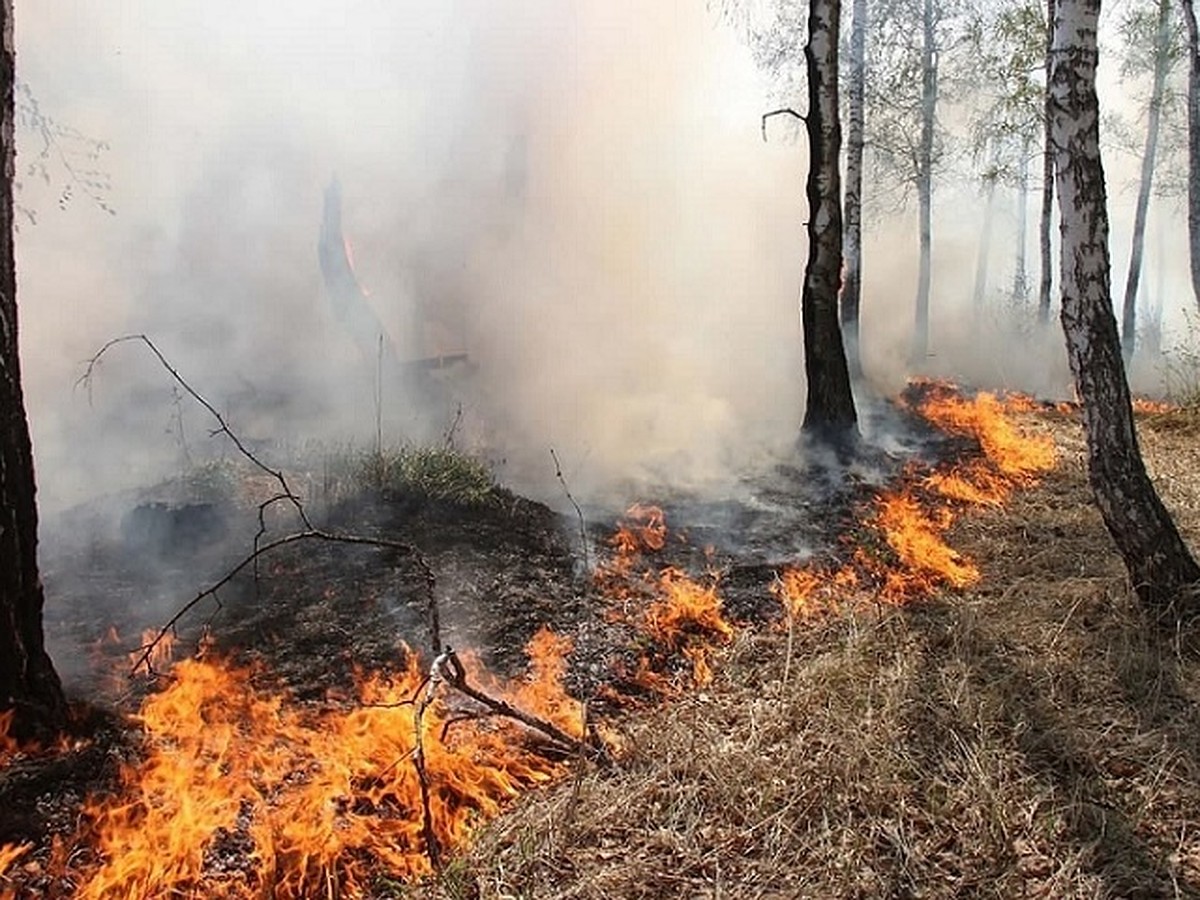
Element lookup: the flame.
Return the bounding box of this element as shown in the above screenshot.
[129,628,177,675]
[0,710,17,764]
[608,503,667,557]
[61,629,582,897]
[773,380,1059,617]
[1132,397,1176,415]
[911,384,1056,482]
[0,843,30,899]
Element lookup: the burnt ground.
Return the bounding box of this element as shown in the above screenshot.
[2,393,960,884]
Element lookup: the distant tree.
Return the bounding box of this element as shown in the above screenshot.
[1116,0,1180,361]
[0,0,67,736]
[1039,0,1056,324]
[1050,0,1200,614]
[1182,0,1200,307]
[965,0,1049,312]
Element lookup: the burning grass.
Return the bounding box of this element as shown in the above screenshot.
[9,382,1187,898]
[418,410,1200,899]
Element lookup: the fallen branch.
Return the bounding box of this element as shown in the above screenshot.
[439,648,608,764]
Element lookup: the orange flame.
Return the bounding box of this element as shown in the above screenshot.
[64,629,582,897]
[128,628,177,675]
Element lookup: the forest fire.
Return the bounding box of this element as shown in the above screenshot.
[3,630,585,898]
[775,382,1057,613]
[0,381,1060,897]
[596,505,737,689]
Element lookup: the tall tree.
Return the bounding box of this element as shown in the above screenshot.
[1039,0,1057,323]
[912,0,937,363]
[0,0,66,736]
[1183,0,1200,307]
[841,0,868,380]
[1050,0,1200,614]
[1119,0,1177,361]
[802,0,859,441]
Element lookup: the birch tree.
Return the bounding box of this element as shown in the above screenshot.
[1050,0,1200,614]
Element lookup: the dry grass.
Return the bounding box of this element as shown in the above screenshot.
[392,409,1200,900]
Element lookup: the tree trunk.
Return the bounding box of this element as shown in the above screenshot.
[911,0,937,364]
[1120,0,1172,363]
[1038,0,1057,324]
[801,0,859,444]
[841,0,867,381]
[0,0,66,737]
[972,161,998,316]
[1013,142,1031,304]
[1050,0,1200,616]
[1183,0,1200,309]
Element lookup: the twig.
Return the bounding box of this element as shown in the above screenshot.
[549,448,590,572]
[78,333,313,530]
[440,648,607,763]
[75,333,436,674]
[414,651,450,870]
[443,403,464,450]
[127,528,434,675]
[761,107,804,141]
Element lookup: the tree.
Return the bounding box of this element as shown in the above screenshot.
[1039,0,1057,324]
[1050,0,1200,615]
[800,0,859,442]
[1118,0,1178,361]
[1182,0,1200,307]
[841,0,868,379]
[0,0,66,737]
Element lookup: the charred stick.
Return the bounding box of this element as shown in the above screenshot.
[441,649,606,763]
[413,652,451,870]
[549,447,590,572]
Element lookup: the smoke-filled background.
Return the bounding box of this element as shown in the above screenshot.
[14,0,1193,515]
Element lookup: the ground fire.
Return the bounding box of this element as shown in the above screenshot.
[0,381,1060,898]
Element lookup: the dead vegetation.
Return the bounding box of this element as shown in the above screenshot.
[396,407,1200,899]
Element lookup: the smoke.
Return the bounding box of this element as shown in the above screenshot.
[16,0,811,514]
[14,0,1195,520]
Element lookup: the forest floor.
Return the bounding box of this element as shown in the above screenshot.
[3,394,1200,898]
[401,403,1200,900]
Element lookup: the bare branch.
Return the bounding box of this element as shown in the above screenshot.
[550,447,590,572]
[762,107,805,141]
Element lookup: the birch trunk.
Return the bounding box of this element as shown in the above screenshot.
[1051,0,1200,615]
[801,0,859,443]
[841,0,867,381]
[1120,0,1172,362]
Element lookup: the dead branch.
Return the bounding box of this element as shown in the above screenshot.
[440,648,608,764]
[414,652,450,870]
[78,333,313,529]
[761,107,804,141]
[74,333,437,674]
[128,528,434,675]
[550,447,590,572]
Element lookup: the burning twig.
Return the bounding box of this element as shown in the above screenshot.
[438,648,607,764]
[550,447,590,572]
[412,652,448,871]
